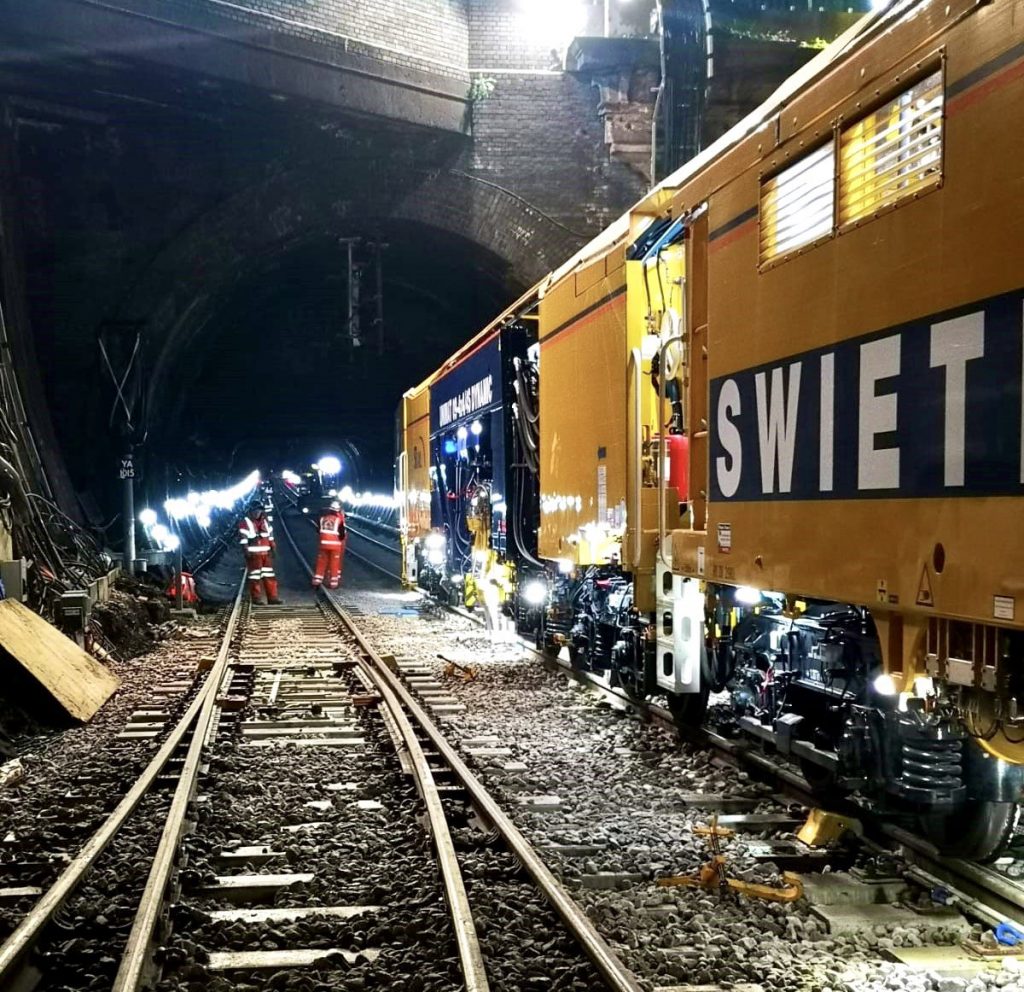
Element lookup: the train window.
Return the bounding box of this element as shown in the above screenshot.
[839,68,943,225]
[758,141,835,264]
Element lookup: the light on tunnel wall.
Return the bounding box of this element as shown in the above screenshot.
[316,455,342,478]
[515,0,587,48]
[138,508,157,527]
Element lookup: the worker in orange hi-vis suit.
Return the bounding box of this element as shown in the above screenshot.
[313,500,347,590]
[238,500,281,605]
[165,571,199,605]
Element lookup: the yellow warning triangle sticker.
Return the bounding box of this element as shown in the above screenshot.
[916,564,934,607]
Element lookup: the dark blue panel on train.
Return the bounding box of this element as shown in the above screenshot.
[430,334,503,437]
[709,288,1024,502]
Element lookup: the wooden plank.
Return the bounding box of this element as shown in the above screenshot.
[0,600,119,721]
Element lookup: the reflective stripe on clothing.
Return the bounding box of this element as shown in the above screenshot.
[319,513,345,548]
[240,515,272,545]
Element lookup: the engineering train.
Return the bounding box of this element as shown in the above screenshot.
[397,0,1024,860]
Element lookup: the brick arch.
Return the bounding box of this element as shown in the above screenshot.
[113,160,582,422]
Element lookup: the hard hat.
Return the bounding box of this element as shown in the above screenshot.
[248,499,263,514]
[330,500,341,511]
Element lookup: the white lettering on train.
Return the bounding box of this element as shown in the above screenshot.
[930,313,984,487]
[712,301,1024,499]
[716,379,743,498]
[858,334,901,491]
[755,362,801,494]
[819,353,835,492]
[438,375,493,428]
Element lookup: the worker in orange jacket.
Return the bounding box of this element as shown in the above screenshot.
[313,500,346,590]
[239,500,281,604]
[165,571,199,605]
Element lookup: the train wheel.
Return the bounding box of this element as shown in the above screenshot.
[919,801,1021,862]
[667,686,709,727]
[617,670,650,706]
[798,759,848,802]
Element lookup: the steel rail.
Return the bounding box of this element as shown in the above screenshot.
[277,511,490,992]
[112,575,248,992]
[345,523,402,556]
[275,501,643,992]
[343,531,403,583]
[350,646,490,992]
[283,487,1024,947]
[346,523,1024,943]
[430,592,1024,929]
[882,823,1024,921]
[321,588,645,992]
[0,572,247,987]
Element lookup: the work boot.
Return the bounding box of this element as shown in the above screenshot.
[251,599,265,606]
[268,597,283,605]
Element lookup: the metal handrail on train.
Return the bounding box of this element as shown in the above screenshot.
[628,347,643,568]
[657,329,686,570]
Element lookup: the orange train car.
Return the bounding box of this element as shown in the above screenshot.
[401,0,1024,859]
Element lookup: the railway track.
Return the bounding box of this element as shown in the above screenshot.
[0,520,647,992]
[315,542,1024,981]
[276,507,644,992]
[15,487,1014,990]
[372,544,1024,935]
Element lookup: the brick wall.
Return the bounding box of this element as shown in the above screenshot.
[150,0,472,78]
[462,71,646,239]
[468,0,606,70]
[468,0,557,71]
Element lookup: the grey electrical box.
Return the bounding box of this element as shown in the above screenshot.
[0,559,28,603]
[58,589,91,634]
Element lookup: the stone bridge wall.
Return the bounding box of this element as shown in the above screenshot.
[145,0,471,78]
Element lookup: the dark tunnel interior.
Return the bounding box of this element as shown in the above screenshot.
[2,61,528,521]
[154,230,522,494]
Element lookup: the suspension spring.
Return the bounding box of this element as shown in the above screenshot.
[900,737,963,793]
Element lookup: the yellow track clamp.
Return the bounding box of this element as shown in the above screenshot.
[438,653,478,681]
[796,808,862,848]
[655,815,804,903]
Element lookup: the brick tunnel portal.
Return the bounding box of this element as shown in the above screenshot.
[0,0,863,541]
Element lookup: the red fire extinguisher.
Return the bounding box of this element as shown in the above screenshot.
[661,433,690,503]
